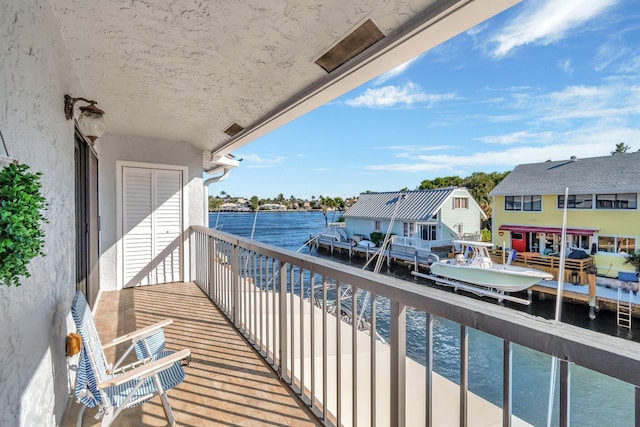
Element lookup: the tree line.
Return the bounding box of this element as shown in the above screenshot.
[209,191,349,214]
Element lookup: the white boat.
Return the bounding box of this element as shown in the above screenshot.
[429,240,553,292]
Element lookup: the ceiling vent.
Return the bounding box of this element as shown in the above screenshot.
[223,123,244,137]
[315,19,385,73]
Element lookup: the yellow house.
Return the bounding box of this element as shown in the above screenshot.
[490,153,640,277]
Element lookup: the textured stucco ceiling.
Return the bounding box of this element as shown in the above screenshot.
[51,0,518,156]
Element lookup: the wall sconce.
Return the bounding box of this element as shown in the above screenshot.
[64,95,106,143]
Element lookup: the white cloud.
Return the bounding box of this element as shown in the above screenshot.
[362,125,640,174]
[476,131,554,145]
[558,57,574,75]
[345,82,457,108]
[378,145,456,152]
[495,83,640,124]
[594,38,630,71]
[372,57,419,85]
[490,0,618,58]
[242,153,286,168]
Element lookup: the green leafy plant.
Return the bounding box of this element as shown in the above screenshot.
[369,232,383,246]
[0,163,48,286]
[623,250,640,276]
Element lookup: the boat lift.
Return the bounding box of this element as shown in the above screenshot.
[412,270,532,305]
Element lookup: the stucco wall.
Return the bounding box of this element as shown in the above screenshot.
[97,134,204,291]
[1,1,84,425]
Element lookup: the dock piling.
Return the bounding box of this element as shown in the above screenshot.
[588,270,597,320]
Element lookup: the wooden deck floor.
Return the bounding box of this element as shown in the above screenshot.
[61,282,321,427]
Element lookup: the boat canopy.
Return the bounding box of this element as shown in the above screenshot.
[498,225,598,236]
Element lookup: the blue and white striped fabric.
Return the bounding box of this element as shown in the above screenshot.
[71,292,185,412]
[134,329,166,359]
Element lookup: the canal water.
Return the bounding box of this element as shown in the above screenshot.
[210,211,634,426]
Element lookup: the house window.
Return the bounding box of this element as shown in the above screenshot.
[453,197,468,209]
[505,195,541,211]
[373,220,381,231]
[523,195,541,211]
[421,225,437,241]
[558,194,593,209]
[596,193,637,209]
[598,236,637,254]
[403,222,415,237]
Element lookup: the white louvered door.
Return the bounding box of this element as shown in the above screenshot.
[153,170,182,284]
[122,166,183,287]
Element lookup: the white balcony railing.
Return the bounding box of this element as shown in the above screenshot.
[390,236,451,251]
[190,225,640,426]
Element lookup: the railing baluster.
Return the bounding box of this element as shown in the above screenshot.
[503,340,512,427]
[337,282,342,427]
[310,270,316,411]
[635,386,640,427]
[426,312,433,427]
[252,251,257,345]
[265,257,270,362]
[272,258,278,368]
[352,285,358,427]
[232,244,240,325]
[300,266,305,399]
[460,324,468,427]
[322,275,328,422]
[279,260,288,381]
[371,293,377,427]
[390,300,406,427]
[290,265,295,387]
[559,359,570,427]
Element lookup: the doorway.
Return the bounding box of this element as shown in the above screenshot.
[118,162,185,288]
[74,130,100,307]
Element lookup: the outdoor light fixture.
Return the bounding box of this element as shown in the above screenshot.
[64,95,106,143]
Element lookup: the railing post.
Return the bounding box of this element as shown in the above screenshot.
[390,300,406,427]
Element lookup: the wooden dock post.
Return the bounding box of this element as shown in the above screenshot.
[588,267,597,320]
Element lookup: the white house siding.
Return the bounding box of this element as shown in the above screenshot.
[439,189,483,238]
[345,218,408,240]
[98,134,205,291]
[1,1,84,425]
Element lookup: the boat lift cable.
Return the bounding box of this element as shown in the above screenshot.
[356,194,406,337]
[547,187,570,427]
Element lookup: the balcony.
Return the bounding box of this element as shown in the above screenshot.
[61,282,320,426]
[62,225,640,426]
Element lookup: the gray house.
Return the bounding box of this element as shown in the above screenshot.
[344,189,486,252]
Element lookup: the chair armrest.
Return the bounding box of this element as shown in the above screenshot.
[102,319,173,349]
[97,348,191,389]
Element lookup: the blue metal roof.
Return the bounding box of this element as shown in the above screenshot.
[344,189,455,221]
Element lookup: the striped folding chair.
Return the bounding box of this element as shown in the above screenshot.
[71,291,190,426]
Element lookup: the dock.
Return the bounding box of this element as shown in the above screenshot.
[316,237,445,271]
[318,239,640,324]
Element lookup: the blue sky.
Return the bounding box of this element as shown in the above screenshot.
[211,0,640,200]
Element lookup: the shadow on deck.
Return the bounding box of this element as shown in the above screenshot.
[61,282,321,426]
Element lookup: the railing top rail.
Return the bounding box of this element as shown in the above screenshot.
[191,225,640,385]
